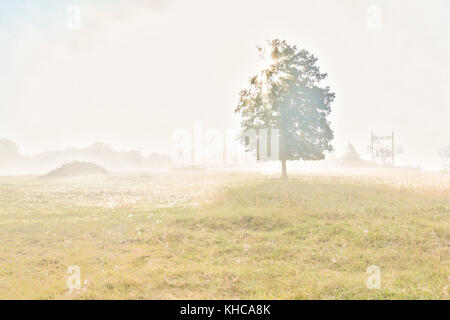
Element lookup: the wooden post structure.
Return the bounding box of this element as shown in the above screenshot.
[371,131,396,166]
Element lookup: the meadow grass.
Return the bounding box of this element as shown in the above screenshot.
[0,170,448,299]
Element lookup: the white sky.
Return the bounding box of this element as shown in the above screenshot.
[0,0,449,170]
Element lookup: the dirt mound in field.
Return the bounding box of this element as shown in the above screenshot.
[44,161,108,178]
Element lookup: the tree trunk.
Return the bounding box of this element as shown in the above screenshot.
[281,159,288,181]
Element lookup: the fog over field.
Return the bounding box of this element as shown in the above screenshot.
[0,0,449,171]
[0,0,449,303]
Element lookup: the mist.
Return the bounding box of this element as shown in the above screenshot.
[0,0,449,171]
[1,1,450,302]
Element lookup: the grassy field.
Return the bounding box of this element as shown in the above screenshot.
[0,169,448,299]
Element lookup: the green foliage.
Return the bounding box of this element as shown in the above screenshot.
[235,39,335,162]
[439,144,450,170]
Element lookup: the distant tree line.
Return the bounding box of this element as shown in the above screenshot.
[0,139,171,174]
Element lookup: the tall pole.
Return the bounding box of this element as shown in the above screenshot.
[371,131,374,161]
[223,139,227,165]
[392,131,395,166]
[256,128,260,162]
[138,148,142,171]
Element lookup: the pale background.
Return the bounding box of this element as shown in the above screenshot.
[0,0,449,170]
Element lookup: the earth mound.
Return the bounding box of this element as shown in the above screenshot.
[44,161,108,178]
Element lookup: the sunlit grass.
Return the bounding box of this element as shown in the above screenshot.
[0,170,448,299]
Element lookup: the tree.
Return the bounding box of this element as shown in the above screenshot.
[0,139,19,155]
[368,143,404,165]
[235,39,335,180]
[0,139,20,172]
[341,143,362,166]
[439,144,450,171]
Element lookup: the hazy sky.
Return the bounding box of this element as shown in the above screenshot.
[0,0,449,169]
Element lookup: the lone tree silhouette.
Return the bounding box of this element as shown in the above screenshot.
[235,39,335,180]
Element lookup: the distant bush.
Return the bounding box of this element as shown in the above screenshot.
[340,143,363,166]
[44,161,108,178]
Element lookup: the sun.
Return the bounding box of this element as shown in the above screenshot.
[255,46,277,86]
[258,47,276,73]
[255,45,287,90]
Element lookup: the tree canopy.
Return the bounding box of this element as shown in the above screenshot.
[235,39,335,179]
